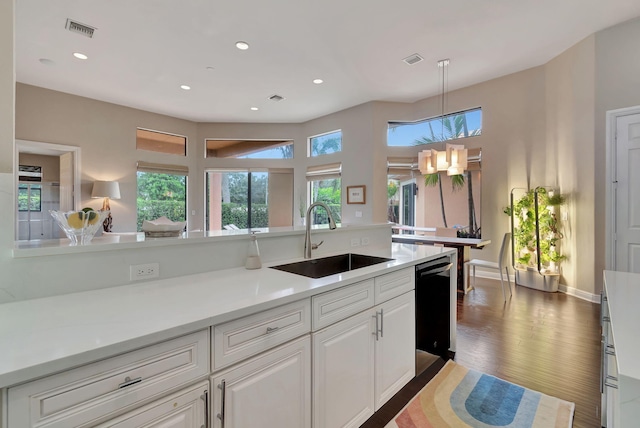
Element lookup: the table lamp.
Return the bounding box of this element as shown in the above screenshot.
[91,180,121,232]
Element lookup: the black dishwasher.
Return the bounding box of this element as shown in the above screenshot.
[415,256,453,358]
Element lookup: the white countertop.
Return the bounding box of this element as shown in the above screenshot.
[603,270,640,382]
[0,243,454,388]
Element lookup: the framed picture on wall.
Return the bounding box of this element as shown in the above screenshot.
[347,185,366,204]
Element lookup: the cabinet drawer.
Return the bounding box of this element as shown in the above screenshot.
[312,279,374,331]
[94,381,209,428]
[374,267,415,304]
[213,299,311,370]
[8,329,209,428]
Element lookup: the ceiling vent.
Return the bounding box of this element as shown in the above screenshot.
[268,94,285,102]
[65,19,96,38]
[402,54,424,66]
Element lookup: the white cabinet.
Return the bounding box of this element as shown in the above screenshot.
[211,336,311,428]
[374,291,415,409]
[94,381,209,428]
[312,290,415,428]
[213,299,311,370]
[312,308,375,428]
[8,330,210,428]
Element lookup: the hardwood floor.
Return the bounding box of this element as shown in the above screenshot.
[361,277,602,428]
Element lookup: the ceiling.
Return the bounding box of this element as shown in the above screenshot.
[15,0,640,124]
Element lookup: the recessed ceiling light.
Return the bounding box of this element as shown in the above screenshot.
[73,52,88,60]
[250,107,259,111]
[235,41,249,50]
[313,79,324,84]
[39,58,55,66]
[180,85,191,90]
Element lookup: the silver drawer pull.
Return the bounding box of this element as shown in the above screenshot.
[266,326,279,334]
[217,380,226,428]
[118,376,142,389]
[607,375,618,382]
[200,389,209,428]
[605,382,619,389]
[605,349,616,356]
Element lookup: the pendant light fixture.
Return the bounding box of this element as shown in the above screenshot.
[418,59,468,176]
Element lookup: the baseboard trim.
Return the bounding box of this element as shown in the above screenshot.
[471,270,600,303]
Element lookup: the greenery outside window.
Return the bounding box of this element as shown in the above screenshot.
[18,184,41,212]
[306,163,341,224]
[387,108,481,147]
[206,170,269,231]
[136,162,187,231]
[309,130,342,157]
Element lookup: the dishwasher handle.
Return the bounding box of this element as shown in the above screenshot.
[417,262,453,278]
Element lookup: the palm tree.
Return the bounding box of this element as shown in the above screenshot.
[415,114,480,234]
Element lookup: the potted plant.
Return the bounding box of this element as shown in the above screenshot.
[504,187,566,292]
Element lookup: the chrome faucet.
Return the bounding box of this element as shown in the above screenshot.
[304,202,337,258]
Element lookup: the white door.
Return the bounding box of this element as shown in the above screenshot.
[374,291,416,409]
[614,113,640,272]
[211,337,311,428]
[97,381,208,428]
[312,309,375,428]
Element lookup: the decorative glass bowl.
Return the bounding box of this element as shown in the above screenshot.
[50,209,109,245]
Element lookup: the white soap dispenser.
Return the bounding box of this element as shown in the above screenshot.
[245,231,262,270]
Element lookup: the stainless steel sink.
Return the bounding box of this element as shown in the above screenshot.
[270,253,394,278]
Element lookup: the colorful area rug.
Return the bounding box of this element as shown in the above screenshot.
[385,360,574,428]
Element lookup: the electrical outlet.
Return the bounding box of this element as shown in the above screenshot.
[361,237,370,246]
[351,237,360,247]
[130,263,159,281]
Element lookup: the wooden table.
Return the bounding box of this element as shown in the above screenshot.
[391,234,491,293]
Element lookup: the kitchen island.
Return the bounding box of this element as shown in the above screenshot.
[0,243,456,428]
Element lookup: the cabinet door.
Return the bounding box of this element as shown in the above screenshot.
[374,291,415,409]
[96,381,208,428]
[312,309,376,428]
[211,336,311,428]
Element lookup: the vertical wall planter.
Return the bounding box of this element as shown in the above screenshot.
[508,187,566,292]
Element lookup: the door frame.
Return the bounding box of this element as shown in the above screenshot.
[399,178,416,229]
[605,105,640,270]
[14,140,81,240]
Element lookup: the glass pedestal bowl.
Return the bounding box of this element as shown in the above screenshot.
[50,210,110,245]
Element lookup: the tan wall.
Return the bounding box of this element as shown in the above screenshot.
[594,17,640,291]
[18,153,60,183]
[15,84,199,233]
[545,35,596,293]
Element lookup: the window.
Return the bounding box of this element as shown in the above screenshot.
[306,163,341,225]
[387,108,481,147]
[18,184,41,212]
[205,139,293,159]
[136,162,188,231]
[206,168,294,231]
[309,130,342,157]
[137,128,187,156]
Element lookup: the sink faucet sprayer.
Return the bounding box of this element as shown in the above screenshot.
[304,202,337,258]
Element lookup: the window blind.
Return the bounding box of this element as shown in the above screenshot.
[137,161,189,175]
[305,163,342,181]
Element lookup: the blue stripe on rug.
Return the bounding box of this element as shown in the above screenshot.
[450,372,542,427]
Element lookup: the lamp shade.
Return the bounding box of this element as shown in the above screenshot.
[91,181,121,199]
